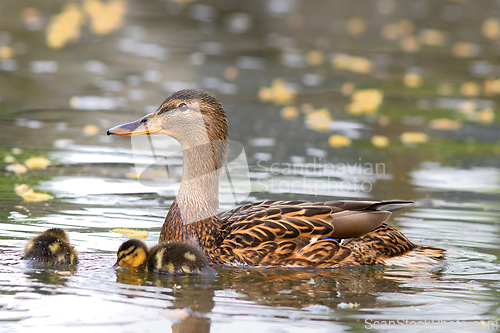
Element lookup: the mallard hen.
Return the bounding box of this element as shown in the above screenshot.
[108,89,444,267]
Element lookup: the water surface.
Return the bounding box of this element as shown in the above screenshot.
[1,0,500,332]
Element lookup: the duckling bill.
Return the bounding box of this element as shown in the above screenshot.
[115,239,215,275]
[23,228,78,266]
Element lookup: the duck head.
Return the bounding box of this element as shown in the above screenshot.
[115,239,149,269]
[107,89,228,149]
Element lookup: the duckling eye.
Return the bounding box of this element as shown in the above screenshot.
[178,103,188,111]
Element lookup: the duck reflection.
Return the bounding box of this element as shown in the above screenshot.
[115,261,445,332]
[115,268,215,333]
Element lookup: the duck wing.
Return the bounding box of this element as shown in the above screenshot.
[216,200,412,266]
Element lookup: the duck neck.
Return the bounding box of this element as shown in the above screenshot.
[160,139,228,249]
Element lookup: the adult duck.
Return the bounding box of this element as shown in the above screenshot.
[108,89,444,267]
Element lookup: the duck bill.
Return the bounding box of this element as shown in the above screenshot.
[107,113,163,136]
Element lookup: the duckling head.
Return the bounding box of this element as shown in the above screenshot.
[115,239,148,269]
[43,228,69,243]
[107,89,228,148]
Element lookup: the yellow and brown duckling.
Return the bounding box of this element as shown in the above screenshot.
[23,228,78,266]
[115,239,215,275]
[108,89,445,268]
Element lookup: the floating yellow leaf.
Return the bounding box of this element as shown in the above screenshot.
[22,189,53,202]
[15,184,52,202]
[429,119,462,130]
[15,184,30,196]
[404,72,422,88]
[340,82,355,96]
[459,101,476,115]
[25,157,51,170]
[280,106,299,119]
[419,29,445,46]
[84,0,126,36]
[350,57,373,74]
[346,89,384,115]
[6,163,28,175]
[83,124,99,136]
[484,78,500,96]
[112,228,149,239]
[481,18,500,41]
[382,20,414,41]
[381,23,399,40]
[223,66,238,80]
[399,35,420,53]
[258,78,296,105]
[452,42,479,58]
[460,82,480,97]
[371,135,389,148]
[0,46,13,59]
[328,135,351,148]
[378,115,389,127]
[400,132,428,144]
[346,18,366,36]
[348,302,360,309]
[332,54,374,74]
[477,109,495,124]
[306,50,324,66]
[4,155,16,163]
[306,108,332,132]
[258,87,272,102]
[46,3,85,49]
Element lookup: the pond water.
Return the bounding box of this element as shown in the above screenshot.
[1,0,500,332]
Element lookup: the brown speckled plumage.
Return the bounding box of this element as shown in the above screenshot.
[108,89,445,268]
[23,228,78,266]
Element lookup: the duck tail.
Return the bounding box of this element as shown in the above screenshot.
[368,200,414,212]
[383,245,446,267]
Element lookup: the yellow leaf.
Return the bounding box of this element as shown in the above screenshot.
[83,124,99,136]
[477,109,495,124]
[429,119,462,130]
[306,108,332,132]
[112,228,149,239]
[400,132,428,144]
[25,157,51,170]
[328,135,351,148]
[6,163,28,175]
[22,189,52,202]
[371,135,389,148]
[280,106,299,119]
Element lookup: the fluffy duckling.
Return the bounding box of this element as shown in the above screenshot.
[23,228,78,266]
[115,239,215,275]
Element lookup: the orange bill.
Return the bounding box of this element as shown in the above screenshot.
[107,113,163,136]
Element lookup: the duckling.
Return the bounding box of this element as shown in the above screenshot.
[23,228,78,266]
[108,89,445,267]
[115,239,215,275]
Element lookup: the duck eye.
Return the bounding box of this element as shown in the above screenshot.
[178,103,188,111]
